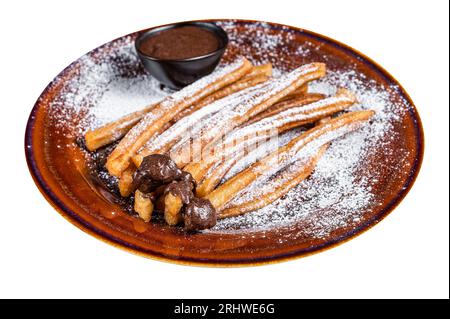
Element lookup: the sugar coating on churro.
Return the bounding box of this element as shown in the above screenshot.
[220,91,355,151]
[109,58,248,151]
[223,120,372,209]
[169,63,324,159]
[190,91,355,196]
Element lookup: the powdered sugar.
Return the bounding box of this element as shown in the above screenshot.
[89,75,167,127]
[218,21,296,69]
[48,37,170,137]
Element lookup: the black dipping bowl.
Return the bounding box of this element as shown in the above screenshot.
[135,22,229,90]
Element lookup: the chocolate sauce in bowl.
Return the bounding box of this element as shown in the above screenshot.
[138,26,220,60]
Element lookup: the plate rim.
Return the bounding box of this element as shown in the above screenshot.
[24,18,425,267]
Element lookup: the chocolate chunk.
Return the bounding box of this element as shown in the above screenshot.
[183,198,217,231]
[180,171,196,187]
[132,154,183,193]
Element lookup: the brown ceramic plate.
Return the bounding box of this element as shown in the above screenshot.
[25,19,424,266]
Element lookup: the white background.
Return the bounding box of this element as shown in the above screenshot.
[0,0,448,299]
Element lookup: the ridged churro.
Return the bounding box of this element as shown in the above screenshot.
[105,57,253,176]
[132,67,272,167]
[169,63,327,167]
[134,189,153,222]
[219,144,329,218]
[161,110,372,229]
[190,89,356,196]
[205,110,375,211]
[85,63,270,152]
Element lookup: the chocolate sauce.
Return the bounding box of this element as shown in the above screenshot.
[131,154,217,231]
[85,148,217,230]
[183,197,217,231]
[85,141,135,214]
[139,26,220,60]
[132,154,183,193]
[164,180,194,204]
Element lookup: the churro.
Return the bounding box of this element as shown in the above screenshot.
[219,144,329,218]
[105,57,253,176]
[278,83,308,102]
[84,106,156,151]
[170,62,327,167]
[245,93,325,125]
[85,63,269,152]
[164,192,184,225]
[134,189,153,222]
[205,110,375,211]
[190,88,356,196]
[118,165,136,197]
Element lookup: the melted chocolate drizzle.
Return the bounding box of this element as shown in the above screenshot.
[85,147,217,230]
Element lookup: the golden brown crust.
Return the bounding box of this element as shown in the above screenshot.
[205,110,375,210]
[170,63,327,167]
[105,58,253,177]
[118,165,136,197]
[246,93,325,125]
[219,144,329,218]
[192,89,357,197]
[164,192,184,225]
[243,63,273,78]
[278,83,309,102]
[134,190,154,222]
[84,106,154,151]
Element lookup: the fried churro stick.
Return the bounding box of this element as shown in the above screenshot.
[105,57,253,177]
[84,63,269,152]
[245,93,325,125]
[132,68,273,167]
[134,190,154,222]
[118,165,136,197]
[189,89,356,196]
[169,64,272,124]
[219,144,329,218]
[205,110,375,211]
[164,193,183,226]
[170,74,270,124]
[244,63,273,78]
[170,63,327,167]
[84,105,156,151]
[278,84,308,102]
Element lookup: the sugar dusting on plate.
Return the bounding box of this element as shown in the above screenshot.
[48,36,170,138]
[46,22,411,239]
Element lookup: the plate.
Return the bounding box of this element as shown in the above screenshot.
[25,19,424,266]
